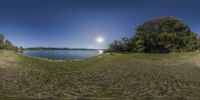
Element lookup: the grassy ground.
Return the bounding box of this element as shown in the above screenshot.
[1,50,200,99]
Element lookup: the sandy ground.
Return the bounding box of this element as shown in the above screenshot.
[0,51,19,68]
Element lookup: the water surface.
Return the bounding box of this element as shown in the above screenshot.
[22,50,103,60]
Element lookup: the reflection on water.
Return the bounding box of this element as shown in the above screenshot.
[98,50,104,54]
[22,50,104,60]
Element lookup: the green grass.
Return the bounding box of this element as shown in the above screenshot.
[1,50,200,99]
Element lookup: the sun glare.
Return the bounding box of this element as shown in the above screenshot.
[96,36,104,43]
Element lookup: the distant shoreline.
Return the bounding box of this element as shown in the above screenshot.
[20,53,82,62]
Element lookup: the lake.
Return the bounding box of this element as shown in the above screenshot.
[22,50,104,60]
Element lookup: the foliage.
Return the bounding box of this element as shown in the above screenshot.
[0,34,18,51]
[108,37,134,52]
[5,40,13,50]
[0,34,4,49]
[108,17,200,52]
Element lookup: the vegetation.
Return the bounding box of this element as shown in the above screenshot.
[4,40,18,51]
[108,17,200,52]
[0,34,20,52]
[0,34,5,49]
[1,51,200,99]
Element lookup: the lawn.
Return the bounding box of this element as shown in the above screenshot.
[1,50,200,99]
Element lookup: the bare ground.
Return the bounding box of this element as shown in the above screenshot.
[0,51,19,68]
[1,51,200,99]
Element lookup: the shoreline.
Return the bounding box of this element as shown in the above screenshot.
[19,53,82,62]
[19,52,103,62]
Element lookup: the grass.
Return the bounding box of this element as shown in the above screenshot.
[1,50,200,99]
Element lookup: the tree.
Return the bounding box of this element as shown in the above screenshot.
[108,37,134,52]
[108,17,200,52]
[134,17,199,52]
[135,38,145,52]
[108,40,123,52]
[4,40,14,50]
[0,34,4,49]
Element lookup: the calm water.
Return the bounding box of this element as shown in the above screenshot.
[22,50,103,60]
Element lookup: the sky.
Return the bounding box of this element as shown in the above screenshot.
[0,0,200,49]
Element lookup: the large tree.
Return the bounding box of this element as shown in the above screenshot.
[134,17,199,52]
[108,17,200,52]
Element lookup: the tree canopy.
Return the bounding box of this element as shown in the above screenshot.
[108,17,200,52]
[0,34,18,51]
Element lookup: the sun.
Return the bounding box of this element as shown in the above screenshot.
[95,36,104,43]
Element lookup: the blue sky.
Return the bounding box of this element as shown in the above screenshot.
[0,0,200,49]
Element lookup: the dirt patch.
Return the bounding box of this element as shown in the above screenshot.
[0,51,19,68]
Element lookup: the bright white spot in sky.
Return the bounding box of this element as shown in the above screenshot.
[95,36,104,43]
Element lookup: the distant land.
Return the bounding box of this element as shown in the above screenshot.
[25,47,105,50]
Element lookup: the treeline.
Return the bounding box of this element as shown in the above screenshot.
[108,17,200,52]
[0,34,23,52]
